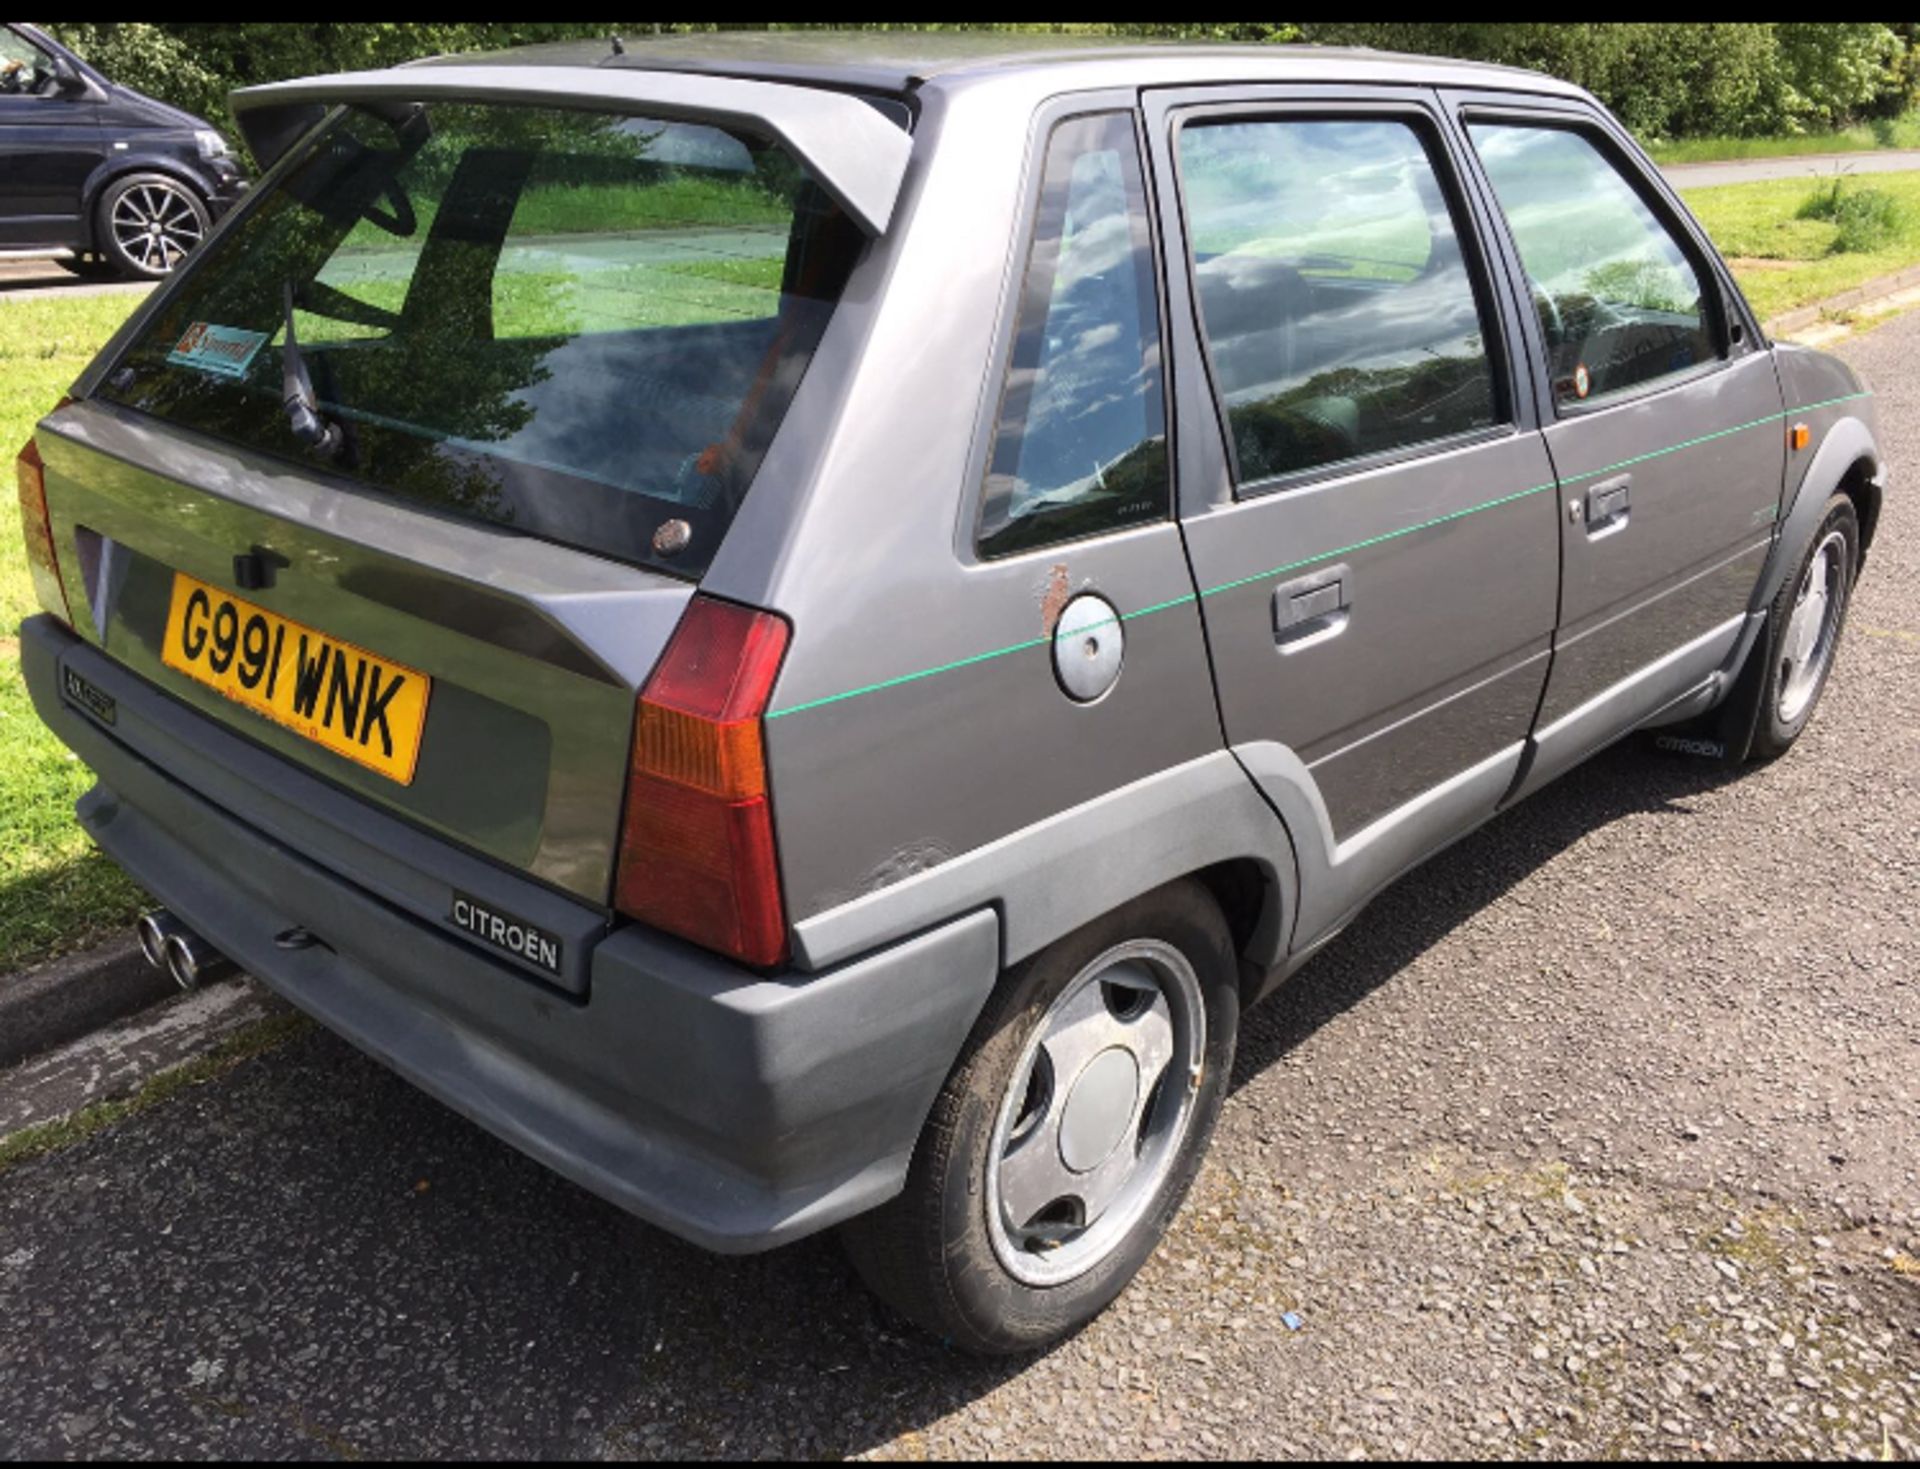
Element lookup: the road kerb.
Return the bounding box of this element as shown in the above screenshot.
[1766,262,1920,338]
[0,935,177,1070]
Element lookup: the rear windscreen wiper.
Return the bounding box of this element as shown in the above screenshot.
[281,280,344,459]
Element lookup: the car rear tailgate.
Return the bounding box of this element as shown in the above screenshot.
[25,616,610,994]
[34,398,693,976]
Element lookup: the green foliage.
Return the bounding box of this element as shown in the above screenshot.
[47,23,621,129]
[38,23,1920,146]
[1766,23,1907,133]
[1646,109,1920,166]
[1680,169,1920,319]
[1299,23,1917,141]
[1796,177,1907,253]
[1833,190,1906,254]
[0,293,151,971]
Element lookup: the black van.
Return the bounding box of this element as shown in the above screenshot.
[0,22,247,278]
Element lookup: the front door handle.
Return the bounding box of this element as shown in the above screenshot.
[1583,473,1631,536]
[1273,563,1351,653]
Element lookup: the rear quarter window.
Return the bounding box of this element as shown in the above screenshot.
[976,110,1169,561]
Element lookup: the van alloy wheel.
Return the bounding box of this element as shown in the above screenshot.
[106,177,205,275]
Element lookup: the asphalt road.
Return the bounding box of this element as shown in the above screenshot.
[1661,148,1920,190]
[1,315,1918,1458]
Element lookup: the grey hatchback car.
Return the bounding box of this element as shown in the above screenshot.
[17,33,1884,1352]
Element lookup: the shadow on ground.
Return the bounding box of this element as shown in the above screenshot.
[0,261,152,296]
[0,737,1753,1459]
[1231,736,1747,1089]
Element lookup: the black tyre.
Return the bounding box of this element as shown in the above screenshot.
[839,879,1240,1355]
[1750,493,1859,760]
[95,173,210,279]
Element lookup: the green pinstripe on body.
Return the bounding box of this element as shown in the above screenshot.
[764,390,1873,720]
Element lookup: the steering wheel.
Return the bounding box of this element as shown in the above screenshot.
[360,179,417,238]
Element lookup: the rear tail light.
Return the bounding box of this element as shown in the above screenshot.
[16,427,72,628]
[614,595,792,968]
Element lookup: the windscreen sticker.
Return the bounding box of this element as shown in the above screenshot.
[166,322,268,380]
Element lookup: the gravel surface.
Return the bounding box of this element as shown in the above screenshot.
[0,315,1917,1459]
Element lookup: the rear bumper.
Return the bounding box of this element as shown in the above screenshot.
[20,616,1000,1253]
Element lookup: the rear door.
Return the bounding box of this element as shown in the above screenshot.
[1145,86,1560,868]
[1445,94,1785,790]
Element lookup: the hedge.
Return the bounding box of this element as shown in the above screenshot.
[43,23,1919,146]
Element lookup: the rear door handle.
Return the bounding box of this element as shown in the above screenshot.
[1273,564,1351,652]
[1583,473,1631,536]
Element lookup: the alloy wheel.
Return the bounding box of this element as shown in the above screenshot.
[110,179,204,274]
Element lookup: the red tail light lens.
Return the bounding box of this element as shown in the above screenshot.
[614,596,791,968]
[16,434,72,627]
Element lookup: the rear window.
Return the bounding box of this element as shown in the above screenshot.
[98,101,866,577]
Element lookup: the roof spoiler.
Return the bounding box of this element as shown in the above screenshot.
[231,64,913,235]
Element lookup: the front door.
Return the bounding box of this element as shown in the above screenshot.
[1145,87,1562,945]
[1448,97,1786,790]
[0,26,101,250]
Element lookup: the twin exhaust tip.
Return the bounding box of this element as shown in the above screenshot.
[136,910,236,990]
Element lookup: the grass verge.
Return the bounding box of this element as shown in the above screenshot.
[0,1010,311,1175]
[1646,110,1920,165]
[1680,169,1920,321]
[1,292,148,974]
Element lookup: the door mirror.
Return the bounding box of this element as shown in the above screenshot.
[46,54,86,96]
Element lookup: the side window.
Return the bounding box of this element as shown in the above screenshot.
[0,29,56,97]
[978,112,1168,560]
[1468,122,1717,405]
[1178,117,1502,490]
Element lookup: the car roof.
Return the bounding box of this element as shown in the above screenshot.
[426,30,1584,103]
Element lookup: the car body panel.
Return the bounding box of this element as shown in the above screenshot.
[1143,85,1561,844]
[22,613,1003,1248]
[0,69,101,246]
[722,85,1226,933]
[37,398,685,904]
[230,64,914,234]
[1440,92,1790,740]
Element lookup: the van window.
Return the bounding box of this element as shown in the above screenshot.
[0,27,57,95]
[1468,122,1717,405]
[97,102,865,579]
[977,111,1168,560]
[1178,117,1502,489]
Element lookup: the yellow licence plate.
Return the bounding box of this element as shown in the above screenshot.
[161,573,431,785]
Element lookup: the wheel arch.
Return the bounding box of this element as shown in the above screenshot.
[1754,414,1881,615]
[1837,452,1882,559]
[788,751,1300,984]
[79,159,215,252]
